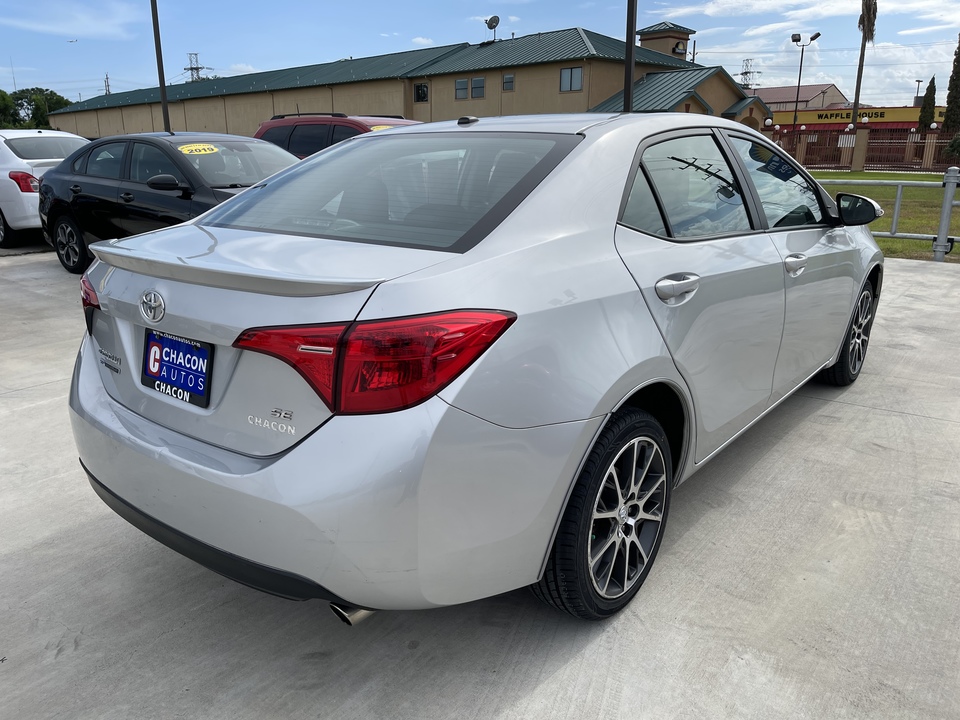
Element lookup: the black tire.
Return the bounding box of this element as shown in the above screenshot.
[533,408,672,620]
[0,209,16,248]
[819,281,875,387]
[53,215,90,274]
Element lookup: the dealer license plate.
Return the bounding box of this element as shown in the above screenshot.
[140,329,214,408]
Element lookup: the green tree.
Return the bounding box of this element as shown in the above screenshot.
[945,132,960,160]
[851,0,878,126]
[918,76,937,130]
[942,33,960,135]
[10,87,72,128]
[0,89,19,128]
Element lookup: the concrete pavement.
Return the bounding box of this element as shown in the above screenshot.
[1,252,958,720]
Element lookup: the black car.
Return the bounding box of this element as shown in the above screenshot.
[39,132,297,273]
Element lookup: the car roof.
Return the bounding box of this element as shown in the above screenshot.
[91,132,272,144]
[0,128,86,140]
[376,112,767,140]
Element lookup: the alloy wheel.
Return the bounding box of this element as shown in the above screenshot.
[588,436,666,599]
[56,222,80,268]
[848,288,873,376]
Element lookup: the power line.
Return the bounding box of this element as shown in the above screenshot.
[696,40,956,54]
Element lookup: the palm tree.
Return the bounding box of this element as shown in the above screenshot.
[850,0,877,127]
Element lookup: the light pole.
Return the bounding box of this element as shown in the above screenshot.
[791,31,821,130]
[151,0,171,133]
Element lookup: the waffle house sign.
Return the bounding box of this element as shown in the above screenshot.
[772,106,947,129]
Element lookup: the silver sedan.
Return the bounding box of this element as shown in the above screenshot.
[70,113,882,623]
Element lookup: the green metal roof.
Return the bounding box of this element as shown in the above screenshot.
[590,67,726,113]
[413,27,695,76]
[52,43,466,114]
[637,22,697,36]
[53,27,696,115]
[723,96,772,117]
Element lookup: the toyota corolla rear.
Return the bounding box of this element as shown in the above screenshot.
[69,119,646,611]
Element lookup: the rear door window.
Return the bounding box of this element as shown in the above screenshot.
[331,125,363,145]
[641,134,751,239]
[86,142,127,179]
[202,133,580,253]
[258,125,293,150]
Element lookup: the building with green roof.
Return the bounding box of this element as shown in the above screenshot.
[50,25,770,138]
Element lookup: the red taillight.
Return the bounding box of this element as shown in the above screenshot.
[80,274,100,335]
[80,275,100,310]
[233,310,515,414]
[234,324,349,410]
[340,311,515,414]
[9,171,39,193]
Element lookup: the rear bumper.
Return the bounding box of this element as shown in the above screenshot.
[1,191,41,230]
[70,335,602,610]
[83,462,356,605]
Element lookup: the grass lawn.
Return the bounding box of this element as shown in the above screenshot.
[810,170,959,262]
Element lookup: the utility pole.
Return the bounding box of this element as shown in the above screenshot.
[740,59,761,91]
[623,0,637,112]
[150,0,171,133]
[104,73,111,95]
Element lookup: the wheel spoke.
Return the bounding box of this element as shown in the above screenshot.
[638,473,665,506]
[600,538,620,594]
[629,533,648,567]
[591,529,618,563]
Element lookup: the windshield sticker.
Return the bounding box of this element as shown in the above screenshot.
[368,125,394,132]
[178,143,219,155]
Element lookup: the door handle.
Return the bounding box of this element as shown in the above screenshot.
[69,184,81,194]
[120,192,135,202]
[655,274,700,301]
[784,254,808,275]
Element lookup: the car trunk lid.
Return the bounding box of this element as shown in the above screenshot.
[85,223,451,455]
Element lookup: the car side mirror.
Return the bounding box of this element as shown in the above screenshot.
[836,193,883,226]
[147,174,187,192]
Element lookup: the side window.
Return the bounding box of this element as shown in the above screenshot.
[621,168,666,236]
[86,142,127,179]
[455,79,468,100]
[130,143,185,184]
[641,135,751,239]
[288,124,330,157]
[471,77,485,99]
[331,125,363,145]
[414,83,429,103]
[728,136,824,228]
[259,125,292,150]
[72,151,89,173]
[502,74,515,92]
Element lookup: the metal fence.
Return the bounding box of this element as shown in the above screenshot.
[772,129,957,172]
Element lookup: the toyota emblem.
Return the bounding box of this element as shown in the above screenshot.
[140,290,165,323]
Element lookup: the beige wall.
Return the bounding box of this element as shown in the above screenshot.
[224,93,276,136]
[695,78,742,116]
[120,105,155,133]
[183,97,228,133]
[96,109,125,136]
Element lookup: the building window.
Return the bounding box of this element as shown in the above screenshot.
[471,77,485,99]
[560,67,583,93]
[503,74,515,92]
[455,79,468,100]
[414,83,429,103]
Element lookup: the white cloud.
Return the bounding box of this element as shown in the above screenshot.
[0,1,143,40]
[742,21,800,38]
[508,16,521,22]
[380,32,400,37]
[412,37,434,46]
[226,64,260,75]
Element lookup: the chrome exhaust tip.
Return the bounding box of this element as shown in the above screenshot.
[329,602,376,626]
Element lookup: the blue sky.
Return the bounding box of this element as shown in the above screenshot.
[0,0,956,109]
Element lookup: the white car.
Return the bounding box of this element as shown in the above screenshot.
[0,128,88,247]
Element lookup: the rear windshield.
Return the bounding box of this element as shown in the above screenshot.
[5,136,88,160]
[173,139,297,188]
[201,132,579,252]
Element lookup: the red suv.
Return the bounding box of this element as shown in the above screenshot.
[254,113,420,158]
